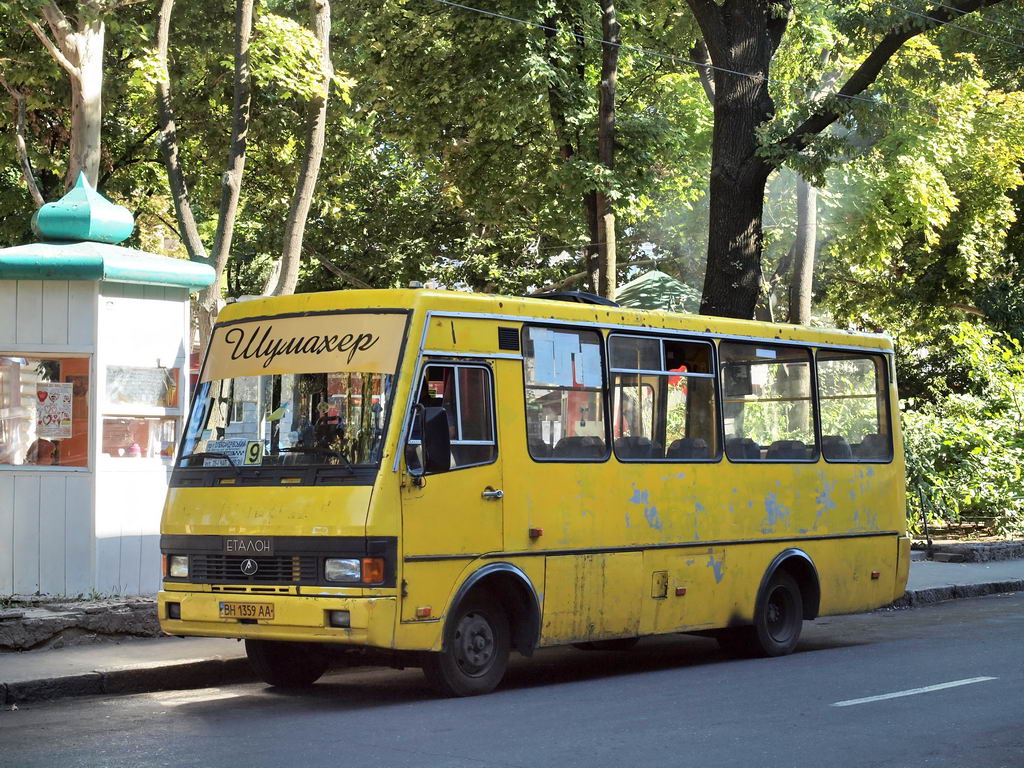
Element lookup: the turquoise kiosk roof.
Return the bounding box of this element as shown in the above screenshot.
[0,174,215,291]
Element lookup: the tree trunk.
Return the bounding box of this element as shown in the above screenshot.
[690,0,1005,319]
[0,78,45,207]
[585,191,599,293]
[156,0,207,262]
[27,1,106,189]
[197,0,255,349]
[688,0,790,319]
[787,176,817,325]
[595,0,619,300]
[67,17,103,188]
[542,12,600,295]
[265,0,333,297]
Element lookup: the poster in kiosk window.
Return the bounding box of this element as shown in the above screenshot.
[36,382,73,439]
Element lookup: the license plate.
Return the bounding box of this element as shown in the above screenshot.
[219,601,274,620]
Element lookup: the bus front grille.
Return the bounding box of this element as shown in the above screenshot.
[190,554,318,584]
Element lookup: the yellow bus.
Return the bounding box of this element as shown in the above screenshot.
[159,289,910,696]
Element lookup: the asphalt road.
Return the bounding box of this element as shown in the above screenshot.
[3,593,1022,768]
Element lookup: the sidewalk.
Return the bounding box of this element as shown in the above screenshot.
[2,554,1023,707]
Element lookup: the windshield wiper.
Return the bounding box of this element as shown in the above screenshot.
[178,451,238,469]
[279,446,355,471]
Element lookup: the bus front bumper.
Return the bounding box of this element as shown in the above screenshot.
[157,590,396,647]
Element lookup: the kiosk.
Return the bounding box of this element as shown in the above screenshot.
[0,175,215,596]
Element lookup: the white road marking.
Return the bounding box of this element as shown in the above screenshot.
[832,676,998,707]
[146,689,244,706]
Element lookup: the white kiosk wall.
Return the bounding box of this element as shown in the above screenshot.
[94,283,189,595]
[0,279,97,596]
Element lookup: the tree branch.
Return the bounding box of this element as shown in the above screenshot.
[313,250,373,289]
[0,74,45,207]
[949,303,987,318]
[766,0,793,58]
[691,38,715,104]
[25,18,80,80]
[684,0,726,61]
[772,0,1008,158]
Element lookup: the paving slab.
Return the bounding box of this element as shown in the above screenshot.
[0,636,251,706]
[906,558,1024,590]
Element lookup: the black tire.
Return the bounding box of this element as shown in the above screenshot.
[573,637,639,651]
[422,593,510,697]
[245,639,329,688]
[751,569,803,657]
[716,570,803,658]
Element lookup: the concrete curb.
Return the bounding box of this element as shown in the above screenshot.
[889,579,1024,609]
[1,657,255,706]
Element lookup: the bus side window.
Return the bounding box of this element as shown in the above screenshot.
[406,364,496,472]
[719,342,818,462]
[608,334,718,461]
[816,352,893,462]
[523,327,607,461]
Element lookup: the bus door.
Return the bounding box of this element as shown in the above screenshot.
[401,361,503,558]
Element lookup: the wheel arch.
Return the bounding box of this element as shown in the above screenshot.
[758,548,821,621]
[447,562,542,657]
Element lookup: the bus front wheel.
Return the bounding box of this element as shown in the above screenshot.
[245,639,329,688]
[422,593,510,697]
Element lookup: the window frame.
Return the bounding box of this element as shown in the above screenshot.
[607,332,721,463]
[0,352,94,472]
[815,349,895,465]
[718,341,821,464]
[407,360,499,472]
[521,324,610,463]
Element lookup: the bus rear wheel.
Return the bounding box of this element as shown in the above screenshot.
[245,639,329,688]
[754,570,803,656]
[422,593,510,697]
[717,570,803,658]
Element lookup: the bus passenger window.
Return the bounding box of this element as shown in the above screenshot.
[407,364,496,472]
[817,352,892,462]
[609,335,718,461]
[523,327,607,460]
[719,342,817,462]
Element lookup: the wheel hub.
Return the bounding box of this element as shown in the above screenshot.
[453,612,495,676]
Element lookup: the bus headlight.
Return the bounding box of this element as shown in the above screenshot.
[169,555,189,578]
[325,558,361,582]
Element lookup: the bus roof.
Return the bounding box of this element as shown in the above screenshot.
[215,288,894,352]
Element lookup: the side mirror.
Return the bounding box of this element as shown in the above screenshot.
[407,404,451,476]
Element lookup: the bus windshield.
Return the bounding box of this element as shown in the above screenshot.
[178,371,394,471]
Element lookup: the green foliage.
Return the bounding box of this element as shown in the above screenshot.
[903,324,1024,536]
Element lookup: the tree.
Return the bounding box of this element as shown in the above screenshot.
[264,0,333,297]
[24,0,106,189]
[687,0,1011,319]
[156,0,254,346]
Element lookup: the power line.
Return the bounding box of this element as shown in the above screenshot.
[878,1,1024,52]
[930,1,1024,38]
[428,0,909,113]
[426,0,1020,126]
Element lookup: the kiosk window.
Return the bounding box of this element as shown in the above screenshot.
[0,356,90,468]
